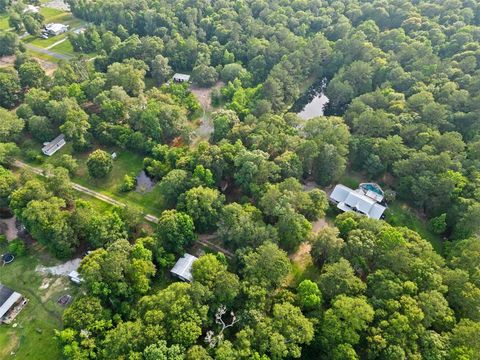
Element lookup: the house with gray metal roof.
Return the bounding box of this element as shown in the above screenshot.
[42,134,66,156]
[330,184,387,220]
[172,73,191,83]
[171,253,198,282]
[0,283,27,324]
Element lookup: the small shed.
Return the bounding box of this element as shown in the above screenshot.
[173,73,191,83]
[42,134,66,156]
[170,253,198,282]
[0,283,27,324]
[68,270,82,284]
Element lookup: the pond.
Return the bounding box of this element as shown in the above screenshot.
[291,78,330,120]
[135,170,155,193]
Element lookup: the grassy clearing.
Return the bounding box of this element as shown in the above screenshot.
[39,7,64,19]
[0,12,9,30]
[385,201,443,254]
[18,139,165,216]
[0,242,78,360]
[24,33,68,48]
[71,150,165,216]
[26,49,60,63]
[49,39,73,55]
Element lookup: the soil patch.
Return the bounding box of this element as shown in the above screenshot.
[42,0,70,11]
[190,81,223,113]
[0,216,20,242]
[0,55,15,68]
[41,277,65,302]
[36,258,81,276]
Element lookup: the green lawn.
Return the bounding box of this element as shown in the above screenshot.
[39,7,64,19]
[50,39,97,58]
[49,39,75,56]
[26,49,60,63]
[23,33,68,48]
[71,150,165,216]
[18,139,165,216]
[385,201,443,254]
[0,243,78,360]
[0,12,9,30]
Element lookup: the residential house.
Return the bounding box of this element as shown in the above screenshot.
[330,184,387,220]
[170,253,198,282]
[42,134,66,156]
[0,284,27,324]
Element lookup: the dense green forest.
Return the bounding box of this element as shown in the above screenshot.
[0,0,480,358]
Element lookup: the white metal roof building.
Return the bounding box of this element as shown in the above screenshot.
[68,270,83,284]
[171,253,198,282]
[44,23,69,36]
[42,134,66,156]
[173,73,191,83]
[0,284,26,324]
[330,184,387,220]
[23,5,40,13]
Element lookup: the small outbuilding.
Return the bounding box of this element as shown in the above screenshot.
[68,270,83,284]
[330,184,387,220]
[42,23,69,38]
[42,134,66,156]
[173,73,191,83]
[0,283,27,324]
[170,253,198,282]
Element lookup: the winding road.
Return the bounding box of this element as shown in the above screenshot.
[12,160,233,258]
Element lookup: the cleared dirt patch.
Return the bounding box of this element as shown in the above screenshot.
[41,277,65,302]
[190,81,223,113]
[36,258,81,276]
[0,55,15,68]
[0,217,19,241]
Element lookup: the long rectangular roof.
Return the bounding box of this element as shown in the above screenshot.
[173,73,190,81]
[42,134,65,155]
[0,284,22,319]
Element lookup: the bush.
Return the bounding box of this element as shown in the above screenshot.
[428,213,447,235]
[8,238,26,256]
[24,149,44,163]
[87,149,113,178]
[120,174,136,192]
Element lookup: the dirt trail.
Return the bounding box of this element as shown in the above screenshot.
[13,160,236,259]
[190,82,224,144]
[0,217,19,241]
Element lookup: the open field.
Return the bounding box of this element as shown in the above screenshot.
[0,242,79,360]
[23,32,68,48]
[0,12,9,30]
[48,39,73,54]
[19,139,165,216]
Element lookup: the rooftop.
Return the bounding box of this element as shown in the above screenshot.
[171,253,198,282]
[173,73,191,81]
[330,184,387,220]
[0,284,22,319]
[42,134,66,156]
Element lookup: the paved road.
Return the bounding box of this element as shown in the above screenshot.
[13,160,234,258]
[24,43,72,60]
